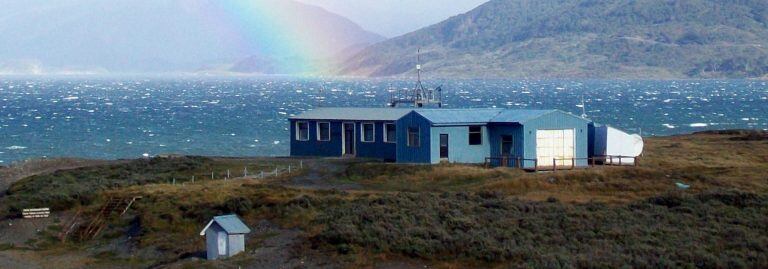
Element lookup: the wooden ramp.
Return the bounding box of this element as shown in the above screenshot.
[79,196,142,241]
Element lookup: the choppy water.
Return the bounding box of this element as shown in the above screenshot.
[1,77,766,164]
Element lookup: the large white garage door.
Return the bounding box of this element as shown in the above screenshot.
[536,129,575,167]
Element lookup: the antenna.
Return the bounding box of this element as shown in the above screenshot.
[388,48,443,108]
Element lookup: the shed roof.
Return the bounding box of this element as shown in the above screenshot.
[199,215,251,236]
[290,107,412,121]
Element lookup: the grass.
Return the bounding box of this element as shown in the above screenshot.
[311,190,768,268]
[336,132,768,203]
[0,156,302,218]
[2,131,768,267]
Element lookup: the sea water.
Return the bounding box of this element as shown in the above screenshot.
[0,77,766,164]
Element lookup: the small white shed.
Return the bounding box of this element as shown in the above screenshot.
[200,214,251,260]
[592,124,644,165]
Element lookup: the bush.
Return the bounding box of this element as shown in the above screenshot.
[312,191,768,267]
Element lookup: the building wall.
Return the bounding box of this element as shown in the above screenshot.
[205,223,224,260]
[227,234,245,257]
[395,111,431,163]
[289,119,397,160]
[430,125,490,164]
[487,123,525,166]
[521,111,591,168]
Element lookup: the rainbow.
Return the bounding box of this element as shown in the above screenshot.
[194,0,338,73]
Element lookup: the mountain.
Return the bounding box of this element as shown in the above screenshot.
[339,0,768,79]
[0,0,383,74]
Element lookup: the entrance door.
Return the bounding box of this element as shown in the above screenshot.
[501,135,514,156]
[536,129,575,167]
[217,231,227,256]
[439,134,449,159]
[343,123,355,156]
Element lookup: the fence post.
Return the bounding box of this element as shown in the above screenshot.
[227,169,230,180]
[300,160,303,169]
[553,159,557,172]
[244,167,248,177]
[192,176,195,184]
[288,165,292,173]
[260,171,264,179]
[274,167,278,176]
[172,178,176,185]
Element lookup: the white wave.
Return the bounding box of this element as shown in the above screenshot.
[5,145,26,150]
[689,123,708,128]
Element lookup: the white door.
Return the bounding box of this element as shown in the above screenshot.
[217,231,227,255]
[536,129,575,167]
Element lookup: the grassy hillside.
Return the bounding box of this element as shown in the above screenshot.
[340,0,768,79]
[1,131,767,268]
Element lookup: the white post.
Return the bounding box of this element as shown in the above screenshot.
[244,167,248,177]
[288,165,291,173]
[227,169,230,180]
[274,167,278,176]
[260,171,264,179]
[173,178,176,185]
[192,176,195,184]
[300,160,303,169]
[211,171,214,180]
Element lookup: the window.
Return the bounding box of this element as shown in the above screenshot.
[469,126,482,145]
[407,127,420,147]
[317,122,330,141]
[361,123,375,142]
[296,121,309,141]
[384,123,396,143]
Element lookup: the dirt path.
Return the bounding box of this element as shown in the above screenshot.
[278,158,366,190]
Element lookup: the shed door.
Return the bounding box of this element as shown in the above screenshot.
[217,231,227,255]
[536,129,574,167]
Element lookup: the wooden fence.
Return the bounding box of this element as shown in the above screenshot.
[485,155,639,171]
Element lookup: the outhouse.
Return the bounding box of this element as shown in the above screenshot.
[199,214,251,260]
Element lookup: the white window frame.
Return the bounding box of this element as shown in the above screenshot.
[316,122,331,142]
[295,121,309,141]
[407,127,420,147]
[383,122,396,143]
[361,122,375,143]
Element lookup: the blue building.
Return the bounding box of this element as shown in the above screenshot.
[290,107,592,169]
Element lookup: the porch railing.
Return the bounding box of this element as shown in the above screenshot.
[484,155,639,171]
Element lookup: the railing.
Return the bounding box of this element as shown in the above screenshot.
[485,155,639,171]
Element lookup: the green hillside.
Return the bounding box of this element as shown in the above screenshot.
[339,0,768,79]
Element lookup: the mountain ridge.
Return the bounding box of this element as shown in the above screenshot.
[339,0,768,79]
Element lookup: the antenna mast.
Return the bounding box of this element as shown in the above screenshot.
[388,48,443,108]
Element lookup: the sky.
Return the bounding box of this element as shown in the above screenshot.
[294,0,489,37]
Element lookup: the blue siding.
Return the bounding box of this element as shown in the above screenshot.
[521,111,591,168]
[289,119,342,157]
[395,111,431,163]
[430,125,490,164]
[488,123,525,166]
[356,121,397,161]
[289,119,396,160]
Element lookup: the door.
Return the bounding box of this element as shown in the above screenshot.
[217,231,227,256]
[536,129,575,167]
[439,134,449,159]
[501,135,514,156]
[343,123,355,156]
